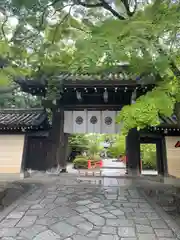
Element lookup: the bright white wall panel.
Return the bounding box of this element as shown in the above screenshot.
[87,111,101,133]
[102,111,116,134]
[64,111,73,133]
[73,111,86,133]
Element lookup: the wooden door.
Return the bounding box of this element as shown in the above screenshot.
[25,136,48,171]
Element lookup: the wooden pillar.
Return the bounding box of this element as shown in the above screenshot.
[46,106,65,170]
[46,104,69,173]
[46,108,59,169]
[156,141,163,175]
[161,137,168,176]
[57,133,69,172]
[156,138,168,176]
[55,106,69,172]
[126,128,141,175]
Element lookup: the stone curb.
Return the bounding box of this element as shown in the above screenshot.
[138,188,180,239]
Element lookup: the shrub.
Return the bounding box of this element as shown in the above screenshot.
[142,160,156,170]
[73,155,88,169]
[73,155,101,169]
[92,154,101,161]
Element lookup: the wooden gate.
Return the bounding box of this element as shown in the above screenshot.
[25,136,49,171]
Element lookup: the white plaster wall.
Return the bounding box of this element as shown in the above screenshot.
[165,136,180,178]
[0,135,24,174]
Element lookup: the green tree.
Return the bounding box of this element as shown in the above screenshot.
[1,0,180,135]
[69,134,89,153]
[107,135,126,158]
[86,134,103,159]
[68,1,180,134]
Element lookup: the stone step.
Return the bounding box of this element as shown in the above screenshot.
[79,171,102,177]
[101,166,126,169]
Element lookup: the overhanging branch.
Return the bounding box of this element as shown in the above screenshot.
[76,0,126,20]
[100,0,126,20]
[121,0,137,17]
[76,0,103,8]
[1,14,8,41]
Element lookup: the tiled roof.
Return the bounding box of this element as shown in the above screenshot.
[57,72,130,81]
[159,115,177,126]
[15,71,135,91]
[0,109,48,129]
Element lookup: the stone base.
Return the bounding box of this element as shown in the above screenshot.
[164,175,180,187]
[126,169,140,176]
[0,173,23,181]
[0,171,30,181]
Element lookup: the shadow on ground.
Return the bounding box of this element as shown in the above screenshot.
[140,181,180,226]
[0,182,35,210]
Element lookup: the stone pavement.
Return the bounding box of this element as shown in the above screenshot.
[0,176,179,240]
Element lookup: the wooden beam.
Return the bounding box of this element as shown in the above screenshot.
[63,104,123,111]
[63,80,141,88]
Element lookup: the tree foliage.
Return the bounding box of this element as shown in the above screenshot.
[117,79,178,134]
[0,0,180,133]
[141,144,157,170]
[107,135,126,157]
[0,91,41,108]
[69,134,89,152]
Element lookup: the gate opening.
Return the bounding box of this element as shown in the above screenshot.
[68,134,127,177]
[140,143,158,176]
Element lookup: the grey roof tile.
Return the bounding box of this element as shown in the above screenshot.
[0,109,48,128]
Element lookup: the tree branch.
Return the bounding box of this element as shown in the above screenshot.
[76,0,126,20]
[76,0,103,8]
[40,0,68,26]
[100,0,126,20]
[121,0,137,17]
[52,5,74,44]
[1,14,8,41]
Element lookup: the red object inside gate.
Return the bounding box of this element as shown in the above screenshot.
[87,160,103,169]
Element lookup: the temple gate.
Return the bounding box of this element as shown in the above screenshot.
[16,73,169,176]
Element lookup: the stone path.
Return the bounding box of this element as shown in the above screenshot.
[0,176,179,240]
[101,159,126,177]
